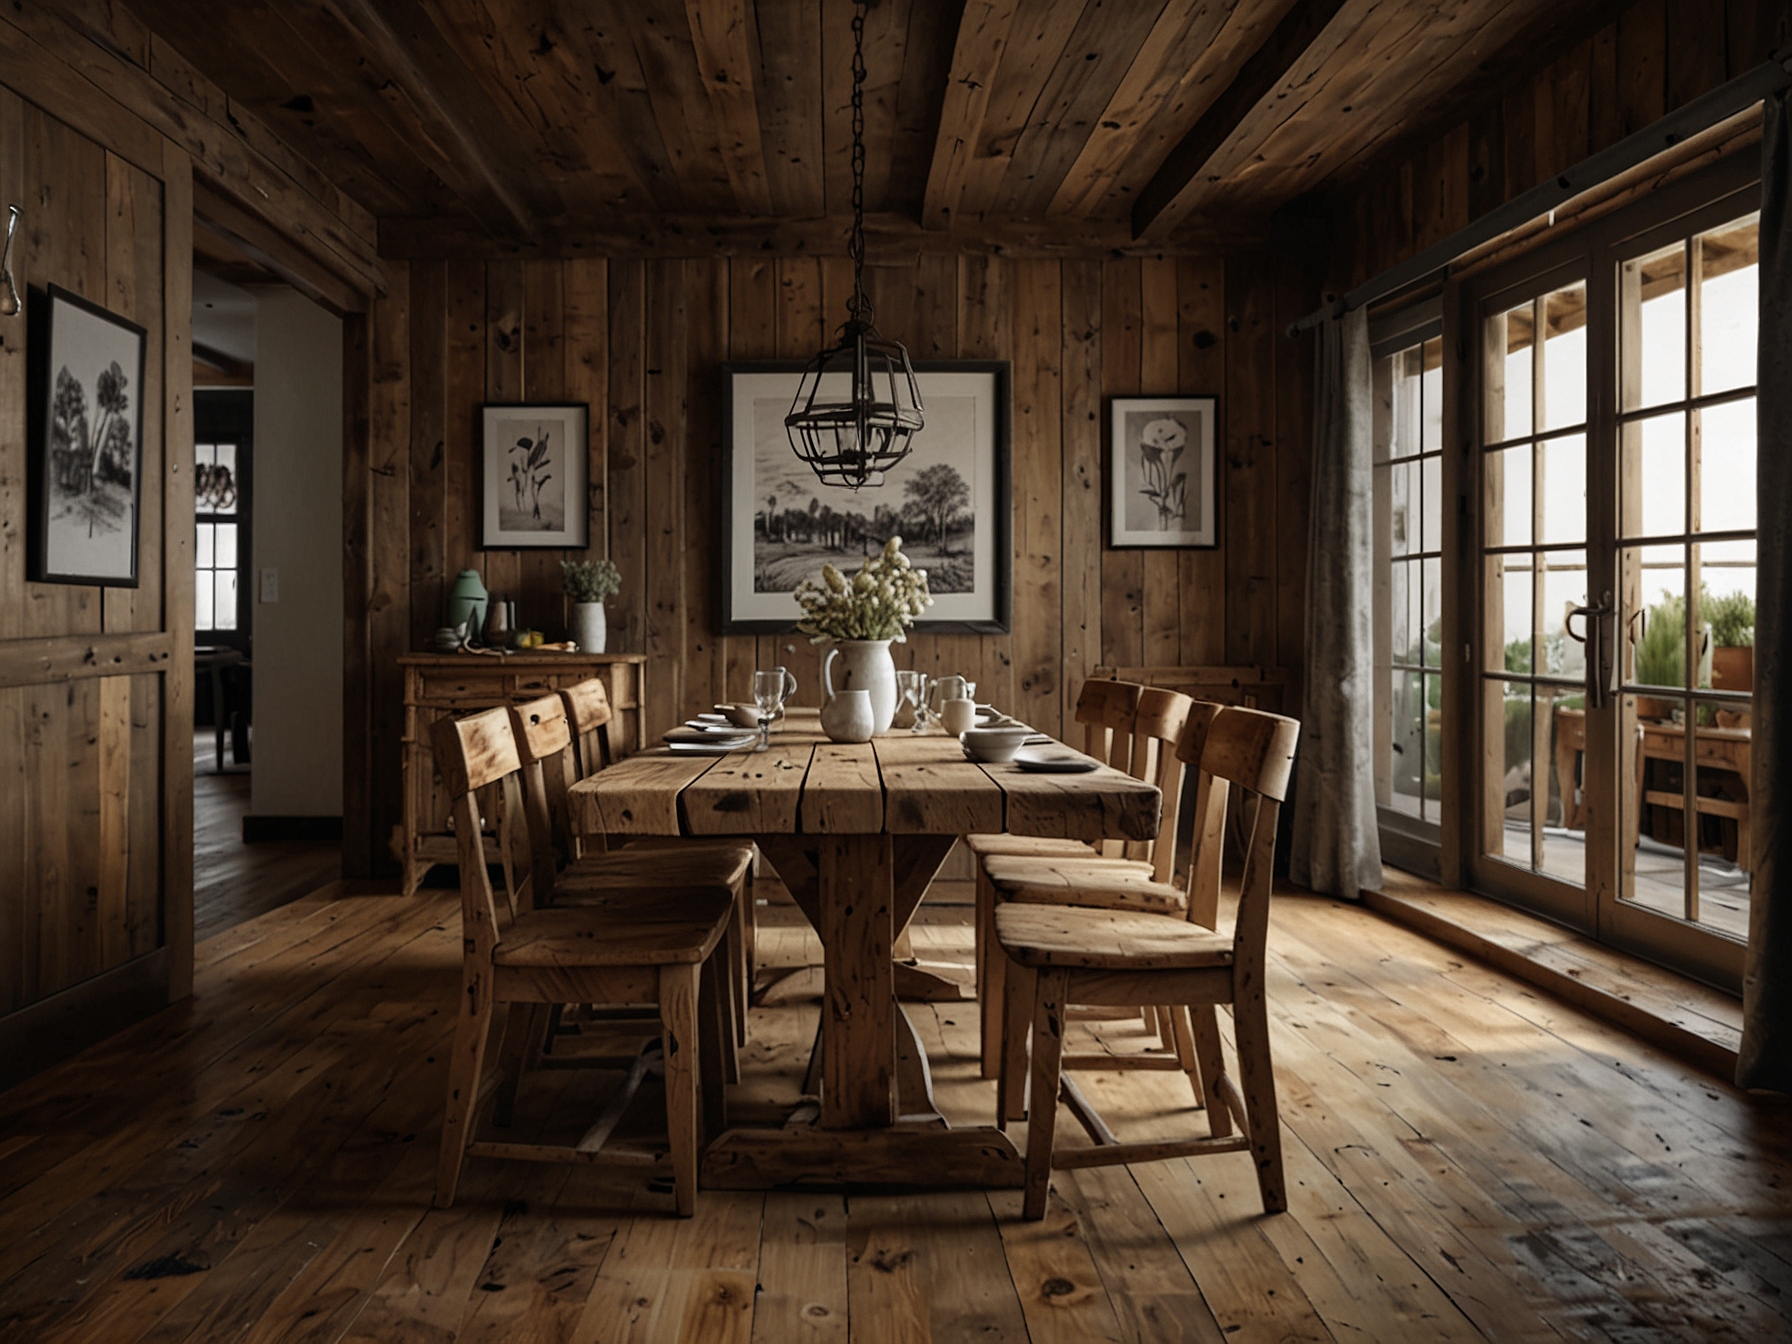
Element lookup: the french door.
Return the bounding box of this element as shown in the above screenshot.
[1465,167,1757,989]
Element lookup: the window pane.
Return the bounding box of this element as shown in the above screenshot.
[1629,544,1688,690]
[1421,556,1442,669]
[214,522,238,569]
[196,572,214,631]
[1488,444,1532,548]
[196,522,214,569]
[1495,680,1533,867]
[1538,685,1585,887]
[1421,453,1442,553]
[1697,214,1758,398]
[1623,241,1686,412]
[1492,553,1533,673]
[1421,337,1443,451]
[1389,458,1417,558]
[1540,550,1588,677]
[213,571,238,631]
[1389,559,1412,667]
[1542,284,1587,431]
[1390,348,1424,460]
[1693,698,1752,941]
[1539,433,1586,546]
[1697,398,1755,534]
[211,443,239,515]
[1389,668,1425,819]
[1489,303,1533,441]
[1700,538,1756,677]
[1623,411,1685,540]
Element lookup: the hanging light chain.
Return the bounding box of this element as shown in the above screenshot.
[848,0,869,323]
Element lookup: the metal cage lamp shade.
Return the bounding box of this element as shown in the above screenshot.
[786,319,925,489]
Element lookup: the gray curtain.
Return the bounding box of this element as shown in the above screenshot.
[1290,306,1382,899]
[1739,91,1792,1094]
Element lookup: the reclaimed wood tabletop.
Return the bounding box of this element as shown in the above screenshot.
[566,708,1161,1189]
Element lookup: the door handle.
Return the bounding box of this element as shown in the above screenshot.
[1566,594,1617,709]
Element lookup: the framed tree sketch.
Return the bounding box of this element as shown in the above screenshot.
[28,284,148,586]
[721,361,1011,634]
[479,402,589,548]
[1109,395,1218,548]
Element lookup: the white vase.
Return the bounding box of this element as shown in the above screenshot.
[569,601,607,654]
[822,638,897,736]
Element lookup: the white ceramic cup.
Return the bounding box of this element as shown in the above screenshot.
[941,696,977,737]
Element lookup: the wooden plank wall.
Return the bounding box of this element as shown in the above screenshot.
[1330,0,1791,290]
[0,90,180,1017]
[349,253,1315,876]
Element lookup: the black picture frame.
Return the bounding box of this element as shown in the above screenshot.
[27,284,148,587]
[720,360,1012,635]
[1107,394,1219,548]
[478,401,590,549]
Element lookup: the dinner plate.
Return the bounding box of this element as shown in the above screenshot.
[667,739,756,755]
[664,725,755,746]
[684,718,750,733]
[1012,746,1098,773]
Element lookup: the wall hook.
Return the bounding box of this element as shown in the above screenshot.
[0,205,19,317]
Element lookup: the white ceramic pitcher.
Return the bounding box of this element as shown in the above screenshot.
[821,638,897,737]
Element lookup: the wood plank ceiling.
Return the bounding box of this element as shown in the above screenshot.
[129,0,1618,256]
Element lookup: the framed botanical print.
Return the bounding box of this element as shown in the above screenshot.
[720,361,1011,634]
[28,284,148,586]
[1109,395,1218,548]
[480,402,589,548]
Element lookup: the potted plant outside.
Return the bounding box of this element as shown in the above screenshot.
[562,558,620,653]
[1632,590,1711,720]
[1707,590,1754,693]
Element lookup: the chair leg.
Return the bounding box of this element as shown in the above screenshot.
[715,924,741,1085]
[435,974,495,1209]
[1166,1005,1208,1112]
[977,869,1003,1078]
[996,958,1036,1126]
[492,1002,552,1128]
[698,951,731,1143]
[659,963,702,1217]
[730,888,751,1048]
[1232,987,1285,1214]
[1187,1004,1233,1138]
[1022,969,1069,1221]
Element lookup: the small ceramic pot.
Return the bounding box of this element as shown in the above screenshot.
[820,687,875,744]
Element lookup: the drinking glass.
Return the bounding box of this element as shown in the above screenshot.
[753,668,788,749]
[896,669,929,732]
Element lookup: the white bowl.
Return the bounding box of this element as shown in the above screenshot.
[961,725,1033,763]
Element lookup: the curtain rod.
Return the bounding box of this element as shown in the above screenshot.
[1286,53,1792,338]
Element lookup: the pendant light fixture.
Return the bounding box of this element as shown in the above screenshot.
[784,0,924,490]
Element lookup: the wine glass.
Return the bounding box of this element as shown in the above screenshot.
[753,668,788,750]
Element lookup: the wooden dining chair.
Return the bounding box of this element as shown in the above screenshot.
[992,703,1300,1220]
[558,678,757,1040]
[975,685,1192,1075]
[432,707,735,1215]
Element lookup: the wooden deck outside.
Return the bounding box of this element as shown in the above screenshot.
[2,884,1788,1342]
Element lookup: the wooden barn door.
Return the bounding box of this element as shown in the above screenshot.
[0,89,194,1087]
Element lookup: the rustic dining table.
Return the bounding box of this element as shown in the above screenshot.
[566,707,1161,1188]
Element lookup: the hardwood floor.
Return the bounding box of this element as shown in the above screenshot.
[193,731,340,942]
[2,888,1788,1342]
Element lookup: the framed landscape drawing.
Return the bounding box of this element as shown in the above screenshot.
[722,361,1011,634]
[1109,395,1218,548]
[28,284,147,586]
[480,402,589,548]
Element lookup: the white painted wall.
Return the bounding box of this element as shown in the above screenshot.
[250,289,343,817]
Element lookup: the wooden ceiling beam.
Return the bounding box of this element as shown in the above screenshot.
[378,208,1266,261]
[922,0,1021,230]
[683,0,774,214]
[323,0,536,239]
[1130,0,1349,240]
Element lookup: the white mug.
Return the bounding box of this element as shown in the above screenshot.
[941,696,977,737]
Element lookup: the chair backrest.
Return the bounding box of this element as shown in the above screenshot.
[1177,705,1299,971]
[431,707,524,957]
[1121,686,1194,873]
[1073,679,1142,767]
[506,694,579,900]
[559,678,616,776]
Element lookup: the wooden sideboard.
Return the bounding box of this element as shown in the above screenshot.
[397,652,647,895]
